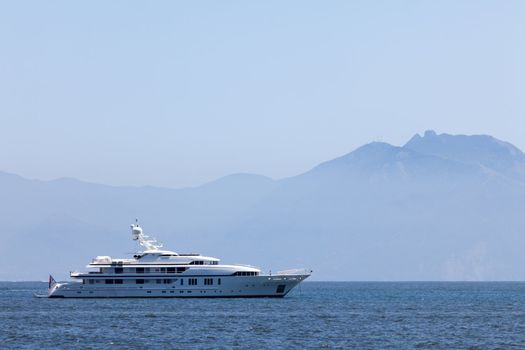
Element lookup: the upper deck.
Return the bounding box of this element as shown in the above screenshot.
[77,223,262,278]
[89,251,220,267]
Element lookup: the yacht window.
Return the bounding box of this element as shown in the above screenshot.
[188,278,197,286]
[136,268,145,274]
[180,279,184,286]
[176,267,187,273]
[136,279,145,284]
[204,278,213,285]
[89,279,95,284]
[233,271,258,276]
[105,279,114,284]
[161,268,166,273]
[115,267,123,274]
[156,279,162,284]
[163,279,172,284]
[218,278,221,285]
[114,279,123,284]
[167,267,175,273]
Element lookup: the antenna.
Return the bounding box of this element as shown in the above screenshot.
[130,222,163,251]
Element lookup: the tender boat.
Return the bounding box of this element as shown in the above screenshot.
[48,223,311,298]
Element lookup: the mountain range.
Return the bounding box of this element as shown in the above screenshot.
[2,130,525,281]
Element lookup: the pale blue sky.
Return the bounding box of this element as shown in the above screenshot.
[1,1,524,188]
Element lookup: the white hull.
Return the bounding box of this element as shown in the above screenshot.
[49,274,308,298]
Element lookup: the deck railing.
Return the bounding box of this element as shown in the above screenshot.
[275,268,312,276]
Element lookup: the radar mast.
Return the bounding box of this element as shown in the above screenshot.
[131,222,163,251]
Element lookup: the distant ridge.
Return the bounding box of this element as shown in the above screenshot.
[405,130,525,183]
[2,131,525,281]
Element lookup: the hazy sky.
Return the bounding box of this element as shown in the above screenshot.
[1,1,524,188]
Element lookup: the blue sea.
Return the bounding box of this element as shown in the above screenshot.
[1,282,525,349]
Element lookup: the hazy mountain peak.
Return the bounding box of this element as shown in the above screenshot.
[356,141,398,151]
[424,129,437,137]
[0,171,26,181]
[405,130,437,144]
[306,142,427,178]
[404,130,525,182]
[345,141,401,159]
[405,130,524,156]
[313,142,400,168]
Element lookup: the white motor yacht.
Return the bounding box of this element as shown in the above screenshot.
[48,223,311,298]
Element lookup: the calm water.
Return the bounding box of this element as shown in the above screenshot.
[1,282,525,349]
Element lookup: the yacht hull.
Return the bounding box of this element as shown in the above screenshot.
[48,274,309,298]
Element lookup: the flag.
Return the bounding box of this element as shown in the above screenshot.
[48,275,56,289]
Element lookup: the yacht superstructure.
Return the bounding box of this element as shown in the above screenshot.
[48,223,311,298]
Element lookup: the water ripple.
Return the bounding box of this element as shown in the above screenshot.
[1,282,525,349]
